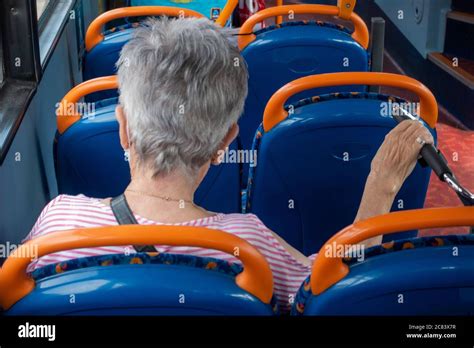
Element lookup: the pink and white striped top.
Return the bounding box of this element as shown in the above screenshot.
[25,194,315,313]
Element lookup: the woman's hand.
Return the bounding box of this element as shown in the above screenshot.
[369,120,434,195]
[355,120,434,247]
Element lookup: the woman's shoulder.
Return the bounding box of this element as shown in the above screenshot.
[25,194,115,240]
[206,213,276,240]
[210,212,268,228]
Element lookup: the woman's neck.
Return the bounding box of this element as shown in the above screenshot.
[128,168,197,202]
[108,167,216,223]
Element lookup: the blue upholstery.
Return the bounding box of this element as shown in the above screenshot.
[84,20,369,143]
[239,21,370,160]
[84,2,231,102]
[55,98,241,213]
[8,252,277,315]
[292,234,474,315]
[83,25,135,102]
[246,93,437,255]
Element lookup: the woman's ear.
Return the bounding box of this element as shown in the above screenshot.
[222,123,239,149]
[211,123,239,165]
[116,105,129,150]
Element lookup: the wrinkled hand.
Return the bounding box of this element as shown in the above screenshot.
[369,120,434,195]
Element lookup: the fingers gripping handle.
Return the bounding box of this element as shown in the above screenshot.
[392,113,452,179]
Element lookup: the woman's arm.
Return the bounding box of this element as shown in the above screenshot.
[355,120,434,247]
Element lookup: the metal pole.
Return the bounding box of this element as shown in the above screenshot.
[368,17,385,93]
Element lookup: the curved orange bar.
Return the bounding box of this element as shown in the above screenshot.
[276,0,284,25]
[85,6,205,52]
[337,0,356,20]
[0,225,273,310]
[263,72,438,131]
[238,4,369,50]
[56,76,118,134]
[311,206,474,296]
[215,0,239,27]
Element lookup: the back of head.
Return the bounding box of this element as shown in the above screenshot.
[117,17,248,177]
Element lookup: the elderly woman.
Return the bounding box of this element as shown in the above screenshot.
[25,17,433,312]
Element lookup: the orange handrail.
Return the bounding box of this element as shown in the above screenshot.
[337,0,356,20]
[263,72,438,132]
[276,0,283,25]
[215,0,239,27]
[311,206,474,296]
[0,225,274,310]
[56,76,118,134]
[85,6,205,52]
[238,4,369,50]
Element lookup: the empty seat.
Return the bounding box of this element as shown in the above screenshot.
[292,206,474,315]
[0,225,276,315]
[83,6,205,102]
[83,2,237,101]
[55,76,241,213]
[245,72,438,255]
[237,3,370,154]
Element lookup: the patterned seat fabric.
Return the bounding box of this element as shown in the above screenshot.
[291,234,474,315]
[254,20,352,36]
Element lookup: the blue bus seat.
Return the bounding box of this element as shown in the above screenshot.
[246,89,437,255]
[55,97,241,213]
[295,236,474,315]
[237,4,370,158]
[55,76,242,213]
[292,207,474,315]
[84,25,136,102]
[1,226,276,315]
[239,21,370,155]
[83,3,236,101]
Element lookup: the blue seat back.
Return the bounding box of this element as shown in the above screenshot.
[246,93,436,255]
[84,0,232,102]
[55,99,241,213]
[8,253,275,315]
[294,235,474,315]
[240,22,370,154]
[83,27,134,102]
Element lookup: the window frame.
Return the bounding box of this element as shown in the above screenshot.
[0,0,42,164]
[37,0,61,34]
[0,18,4,86]
[0,0,75,164]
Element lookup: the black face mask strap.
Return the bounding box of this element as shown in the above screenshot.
[110,194,158,253]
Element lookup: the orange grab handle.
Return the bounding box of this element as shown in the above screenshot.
[238,4,369,50]
[311,206,474,296]
[276,0,283,25]
[56,76,118,134]
[337,0,356,20]
[0,225,274,310]
[85,6,205,52]
[263,72,438,132]
[215,0,239,27]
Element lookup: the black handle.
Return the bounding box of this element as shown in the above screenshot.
[392,112,473,209]
[420,144,452,179]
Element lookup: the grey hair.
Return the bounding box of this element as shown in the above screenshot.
[117,17,248,177]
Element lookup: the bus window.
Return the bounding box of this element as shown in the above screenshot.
[0,27,3,86]
[36,0,51,19]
